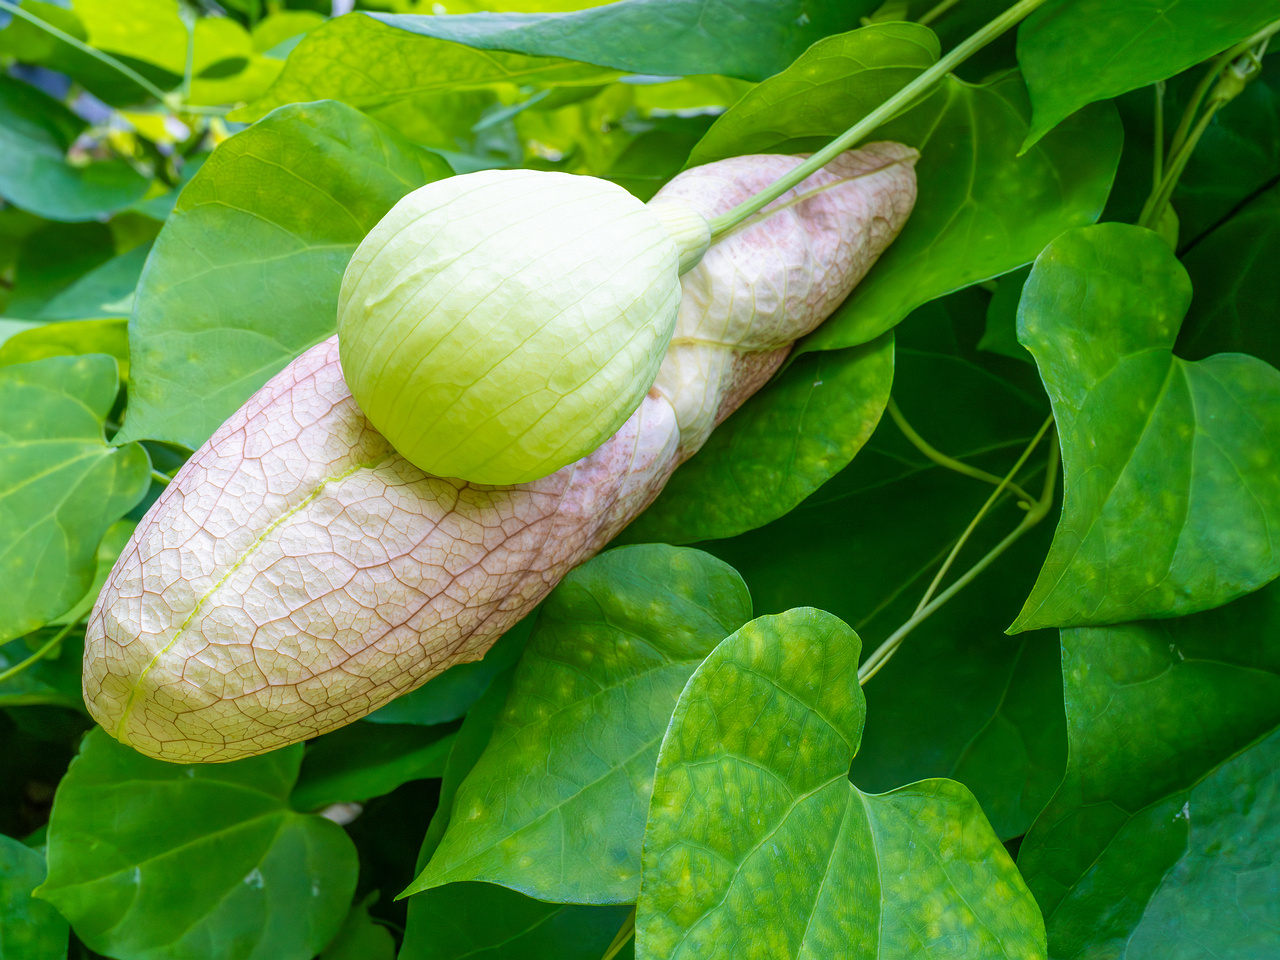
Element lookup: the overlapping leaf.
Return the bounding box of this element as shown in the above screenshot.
[1018,0,1280,147]
[688,24,1120,353]
[118,100,452,449]
[636,608,1045,960]
[35,728,358,960]
[405,544,752,903]
[1018,580,1280,958]
[622,333,894,545]
[0,75,149,221]
[1012,223,1280,631]
[0,355,150,644]
[372,0,870,82]
[0,834,67,960]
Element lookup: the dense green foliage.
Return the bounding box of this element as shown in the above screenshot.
[1,1,1278,958]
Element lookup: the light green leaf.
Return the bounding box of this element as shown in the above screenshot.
[366,612,533,726]
[1012,223,1280,631]
[51,518,135,627]
[0,834,67,960]
[35,242,149,322]
[1018,579,1280,958]
[371,0,872,82]
[34,727,358,960]
[688,27,1120,353]
[0,320,129,378]
[622,333,894,545]
[1017,0,1280,148]
[636,608,1045,960]
[117,100,452,449]
[290,721,457,812]
[0,355,150,644]
[405,544,752,903]
[232,14,618,124]
[0,76,149,222]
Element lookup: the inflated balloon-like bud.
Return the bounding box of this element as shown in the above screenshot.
[337,169,683,486]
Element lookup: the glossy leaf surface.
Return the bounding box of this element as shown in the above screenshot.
[0,356,150,643]
[0,75,148,221]
[35,728,358,960]
[118,100,452,449]
[623,333,893,544]
[0,833,67,960]
[636,608,1045,960]
[1012,223,1280,631]
[690,28,1120,352]
[1018,580,1280,958]
[406,544,752,903]
[1018,0,1280,147]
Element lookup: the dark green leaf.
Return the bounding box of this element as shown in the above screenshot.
[35,242,149,321]
[0,356,150,643]
[978,265,1032,362]
[622,333,893,545]
[0,76,149,222]
[35,728,358,960]
[117,100,452,449]
[319,893,395,960]
[689,27,1120,352]
[0,630,85,711]
[636,608,1045,960]
[371,1,873,82]
[405,544,751,903]
[1179,183,1280,369]
[291,721,457,812]
[0,833,68,960]
[365,613,533,727]
[5,221,114,319]
[1018,579,1280,958]
[1012,223,1280,631]
[232,14,618,124]
[1017,0,1280,147]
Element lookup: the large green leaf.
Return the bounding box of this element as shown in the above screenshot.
[0,319,129,378]
[35,242,149,322]
[405,544,752,903]
[622,333,893,545]
[689,27,1120,353]
[34,727,358,960]
[1011,223,1280,631]
[635,608,1045,960]
[290,721,457,812]
[0,833,68,960]
[4,221,114,319]
[232,14,618,123]
[401,668,633,960]
[0,75,149,221]
[1017,0,1280,147]
[117,100,452,449]
[372,0,872,82]
[1018,580,1280,959]
[704,314,1065,841]
[0,355,150,644]
[1179,184,1280,369]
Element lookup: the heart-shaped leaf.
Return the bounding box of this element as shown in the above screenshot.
[1018,579,1280,957]
[636,607,1045,960]
[0,355,151,643]
[117,100,452,449]
[35,727,358,960]
[1012,222,1280,631]
[405,544,752,903]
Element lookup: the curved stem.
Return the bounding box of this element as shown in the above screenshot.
[707,0,1050,239]
[601,908,636,960]
[151,469,172,487]
[919,0,965,27]
[888,397,1037,507]
[859,425,1059,685]
[0,0,172,104]
[0,622,76,686]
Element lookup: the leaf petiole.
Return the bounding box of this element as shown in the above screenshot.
[0,621,77,686]
[859,417,1058,685]
[600,907,636,960]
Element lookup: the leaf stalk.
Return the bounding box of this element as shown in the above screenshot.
[0,621,77,686]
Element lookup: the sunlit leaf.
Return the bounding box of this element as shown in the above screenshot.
[1012,223,1280,631]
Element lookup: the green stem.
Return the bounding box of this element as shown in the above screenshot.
[912,415,1053,616]
[888,397,1038,507]
[180,6,196,103]
[0,622,76,686]
[0,0,172,104]
[918,0,964,27]
[601,908,636,960]
[859,427,1059,685]
[151,469,172,487]
[1152,80,1165,188]
[706,0,1049,239]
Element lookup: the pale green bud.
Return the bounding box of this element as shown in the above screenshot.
[337,169,688,485]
